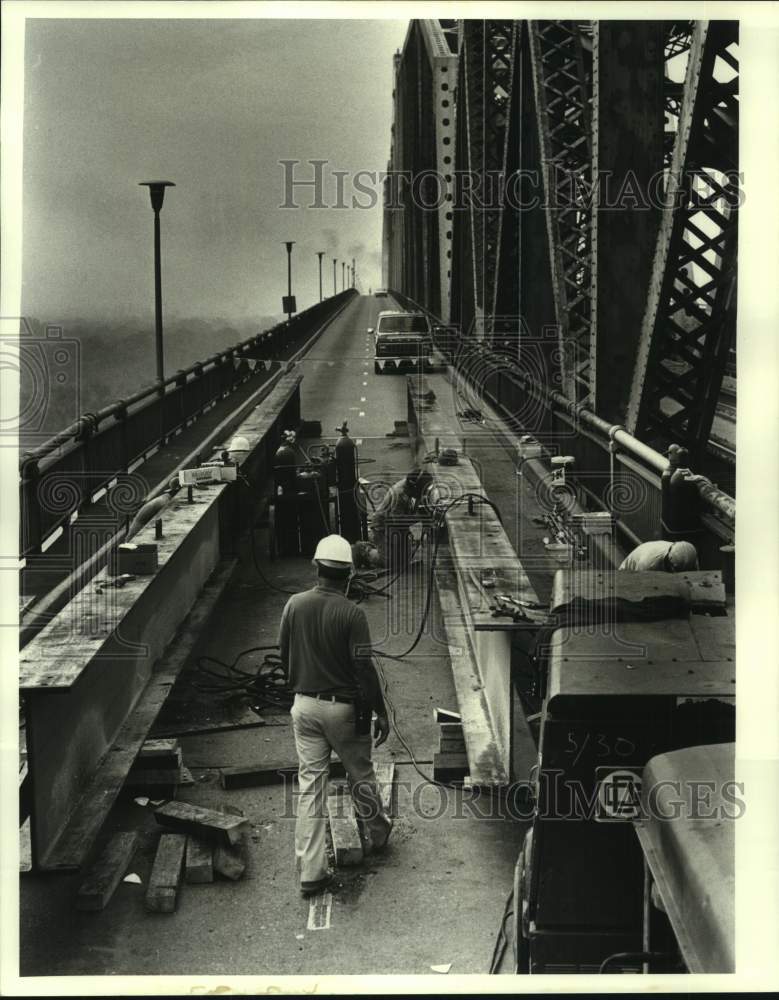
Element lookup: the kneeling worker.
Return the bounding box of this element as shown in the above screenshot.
[362,468,434,569]
[279,534,392,896]
[619,539,699,572]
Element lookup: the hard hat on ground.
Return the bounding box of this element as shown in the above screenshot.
[313,534,354,567]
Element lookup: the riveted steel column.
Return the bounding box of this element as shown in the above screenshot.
[590,21,664,425]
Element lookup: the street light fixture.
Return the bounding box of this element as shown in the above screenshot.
[282,241,296,322]
[316,251,325,303]
[139,180,175,384]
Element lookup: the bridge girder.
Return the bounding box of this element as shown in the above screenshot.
[384,18,738,474]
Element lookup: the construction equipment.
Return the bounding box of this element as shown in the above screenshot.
[513,568,735,973]
[630,743,736,974]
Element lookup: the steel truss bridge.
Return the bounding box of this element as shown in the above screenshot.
[383,19,738,483]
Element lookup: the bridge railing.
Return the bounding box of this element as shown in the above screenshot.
[20,290,356,558]
[389,288,735,565]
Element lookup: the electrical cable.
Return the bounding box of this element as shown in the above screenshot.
[488,890,515,974]
[372,492,499,661]
[249,523,298,596]
[187,643,295,710]
[373,651,461,791]
[368,490,512,794]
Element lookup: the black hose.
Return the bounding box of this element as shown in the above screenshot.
[488,891,515,974]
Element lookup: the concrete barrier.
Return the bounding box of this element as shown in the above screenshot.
[20,373,302,870]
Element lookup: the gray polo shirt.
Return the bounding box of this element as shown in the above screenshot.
[279,582,383,709]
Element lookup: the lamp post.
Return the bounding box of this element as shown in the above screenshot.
[316,251,325,303]
[333,258,337,296]
[352,258,356,289]
[342,261,345,292]
[283,241,296,322]
[139,180,175,384]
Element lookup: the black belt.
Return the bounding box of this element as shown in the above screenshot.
[299,692,355,705]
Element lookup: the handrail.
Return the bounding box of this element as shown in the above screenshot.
[19,290,357,556]
[22,291,354,467]
[388,287,735,531]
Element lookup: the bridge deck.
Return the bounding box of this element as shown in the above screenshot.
[21,293,523,975]
[19,295,732,977]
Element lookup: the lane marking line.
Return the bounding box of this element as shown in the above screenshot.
[360,397,366,402]
[307,891,333,931]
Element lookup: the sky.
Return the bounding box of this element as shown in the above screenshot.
[20,16,409,324]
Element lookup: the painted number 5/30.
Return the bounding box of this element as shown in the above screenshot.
[565,731,637,766]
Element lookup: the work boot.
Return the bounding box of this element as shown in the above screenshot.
[359,813,393,854]
[300,871,334,897]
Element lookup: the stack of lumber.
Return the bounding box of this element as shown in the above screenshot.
[123,739,193,798]
[432,708,470,783]
[74,800,253,915]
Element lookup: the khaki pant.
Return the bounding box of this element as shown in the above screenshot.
[290,693,388,884]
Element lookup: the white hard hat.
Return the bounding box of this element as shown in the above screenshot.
[229,435,250,452]
[313,534,353,566]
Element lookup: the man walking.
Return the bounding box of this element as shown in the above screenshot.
[279,534,392,896]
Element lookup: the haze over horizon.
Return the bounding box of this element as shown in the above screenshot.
[21,17,409,326]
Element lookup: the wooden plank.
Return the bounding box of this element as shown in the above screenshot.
[213,843,247,881]
[153,718,268,739]
[433,752,470,783]
[76,831,140,911]
[154,801,250,847]
[185,838,213,884]
[124,766,194,798]
[136,739,182,770]
[213,803,248,880]
[327,792,363,867]
[34,560,236,871]
[220,762,297,789]
[220,757,345,790]
[439,721,463,737]
[375,762,396,818]
[433,709,462,725]
[145,833,187,913]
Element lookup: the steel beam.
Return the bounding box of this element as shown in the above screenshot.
[383,21,457,319]
[420,20,458,323]
[448,20,518,340]
[625,21,739,466]
[529,20,594,405]
[590,21,665,424]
